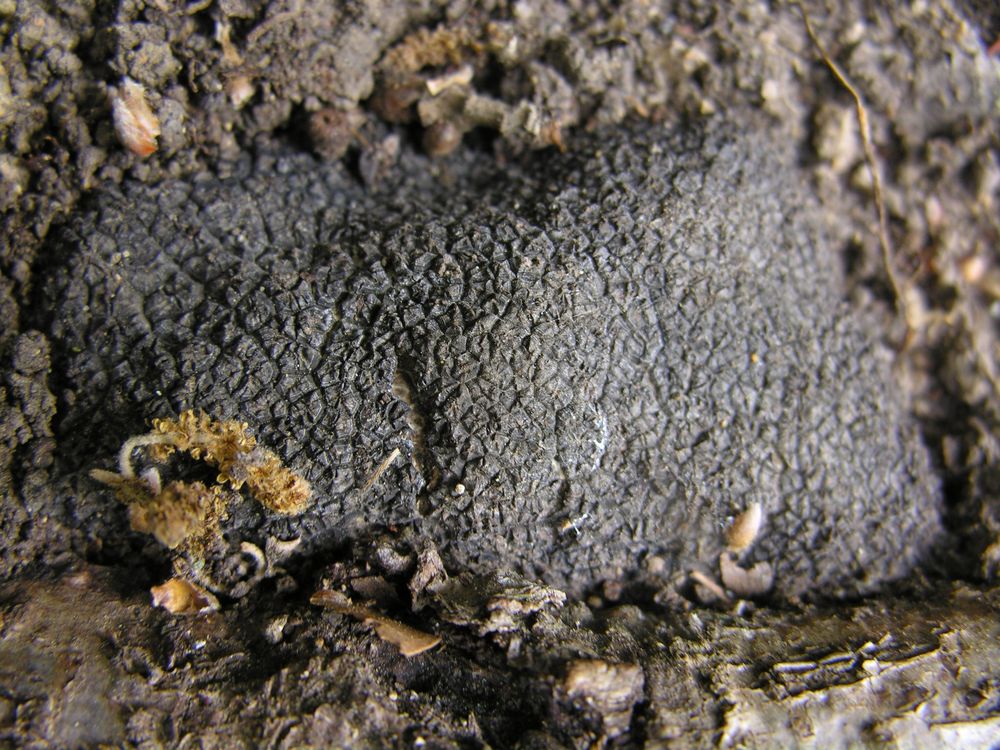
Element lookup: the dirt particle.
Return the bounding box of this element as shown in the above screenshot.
[359,134,401,189]
[307,107,363,162]
[423,120,463,157]
[370,79,423,123]
[409,545,447,611]
[265,614,290,643]
[225,75,255,109]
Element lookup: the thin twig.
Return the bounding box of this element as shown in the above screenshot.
[361,447,402,494]
[796,4,910,336]
[689,569,731,604]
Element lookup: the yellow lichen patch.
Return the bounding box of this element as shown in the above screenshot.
[148,409,311,514]
[149,410,256,466]
[128,480,217,549]
[244,457,312,515]
[91,409,312,550]
[88,469,157,506]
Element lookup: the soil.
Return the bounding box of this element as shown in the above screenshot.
[0,0,998,747]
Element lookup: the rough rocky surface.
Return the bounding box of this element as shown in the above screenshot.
[43,117,942,599]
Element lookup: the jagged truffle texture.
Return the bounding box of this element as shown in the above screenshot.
[44,121,942,597]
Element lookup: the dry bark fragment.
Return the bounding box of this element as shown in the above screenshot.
[311,589,441,657]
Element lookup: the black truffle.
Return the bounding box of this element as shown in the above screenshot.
[44,119,942,597]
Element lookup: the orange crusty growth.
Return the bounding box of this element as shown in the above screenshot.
[91,409,312,549]
[149,410,312,514]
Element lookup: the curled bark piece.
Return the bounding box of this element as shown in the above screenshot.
[720,552,774,598]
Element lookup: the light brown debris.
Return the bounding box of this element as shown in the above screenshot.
[150,578,220,615]
[311,590,441,658]
[719,552,774,598]
[110,77,160,158]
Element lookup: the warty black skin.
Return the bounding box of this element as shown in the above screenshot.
[43,119,942,598]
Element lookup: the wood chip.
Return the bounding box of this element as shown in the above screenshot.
[311,590,441,657]
[425,65,474,96]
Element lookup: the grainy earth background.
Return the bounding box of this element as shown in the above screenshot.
[1,1,999,747]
